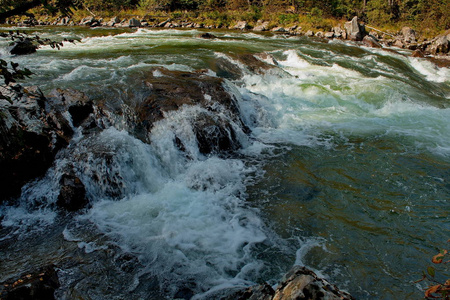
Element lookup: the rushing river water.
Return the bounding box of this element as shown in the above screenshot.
[1,27,449,299]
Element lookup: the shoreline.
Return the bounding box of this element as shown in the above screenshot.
[2,15,449,69]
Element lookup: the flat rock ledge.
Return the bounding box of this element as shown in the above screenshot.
[227,266,355,300]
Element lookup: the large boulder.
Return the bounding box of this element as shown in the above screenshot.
[9,38,38,55]
[132,67,250,155]
[0,86,73,203]
[344,16,365,41]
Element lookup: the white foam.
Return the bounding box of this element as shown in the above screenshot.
[409,57,450,83]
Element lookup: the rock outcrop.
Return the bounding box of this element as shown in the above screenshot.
[225,266,354,300]
[133,67,249,154]
[425,30,450,55]
[0,86,73,203]
[272,266,354,300]
[9,38,38,55]
[344,16,365,41]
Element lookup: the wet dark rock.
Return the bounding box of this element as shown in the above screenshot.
[214,57,245,80]
[198,32,217,39]
[0,265,60,300]
[174,287,195,300]
[9,38,38,55]
[0,86,73,203]
[213,53,276,80]
[194,112,240,154]
[57,170,89,212]
[47,88,100,131]
[134,67,249,154]
[68,101,94,127]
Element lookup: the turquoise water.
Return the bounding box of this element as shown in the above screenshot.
[1,27,449,299]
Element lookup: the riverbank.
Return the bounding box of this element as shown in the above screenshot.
[3,12,449,67]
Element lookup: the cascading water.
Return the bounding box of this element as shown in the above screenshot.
[0,27,449,299]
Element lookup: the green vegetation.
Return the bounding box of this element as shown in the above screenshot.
[1,0,448,36]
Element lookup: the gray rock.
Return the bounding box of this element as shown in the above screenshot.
[333,26,346,39]
[129,18,141,27]
[324,32,334,38]
[305,30,314,37]
[57,17,70,26]
[253,21,270,32]
[426,30,450,55]
[273,266,355,300]
[79,16,96,26]
[363,35,382,48]
[315,31,324,38]
[393,39,405,48]
[233,21,250,30]
[157,19,170,27]
[344,16,364,41]
[401,26,416,43]
[271,27,287,32]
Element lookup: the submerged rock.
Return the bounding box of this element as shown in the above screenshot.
[0,265,60,300]
[198,32,217,39]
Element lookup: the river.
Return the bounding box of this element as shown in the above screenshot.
[0,27,449,299]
